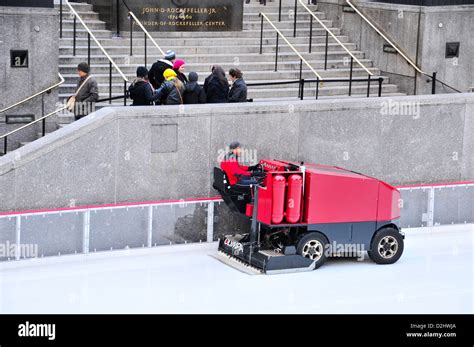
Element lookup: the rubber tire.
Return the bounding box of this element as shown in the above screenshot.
[369,227,404,265]
[296,232,328,270]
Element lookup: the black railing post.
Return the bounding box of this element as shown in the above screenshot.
[293,0,298,37]
[124,81,127,106]
[129,16,133,56]
[324,31,329,70]
[116,0,120,37]
[315,78,319,100]
[144,33,147,66]
[73,16,77,56]
[87,33,91,66]
[378,77,383,97]
[348,57,353,96]
[41,94,45,137]
[366,74,371,97]
[60,0,63,38]
[109,61,112,104]
[274,33,279,72]
[300,79,305,100]
[309,15,313,53]
[278,0,282,22]
[431,72,437,94]
[259,15,263,55]
[298,59,303,97]
[3,137,7,155]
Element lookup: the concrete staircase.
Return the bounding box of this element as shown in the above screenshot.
[12,0,403,151]
[56,1,403,104]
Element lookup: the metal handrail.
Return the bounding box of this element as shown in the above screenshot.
[1,106,68,155]
[0,73,65,114]
[0,107,67,141]
[260,13,323,81]
[122,0,165,56]
[65,0,128,82]
[345,0,461,93]
[298,0,373,76]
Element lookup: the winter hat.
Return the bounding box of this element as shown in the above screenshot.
[188,72,198,82]
[229,141,241,150]
[173,59,185,70]
[163,68,177,81]
[164,50,176,60]
[77,62,90,74]
[136,66,148,78]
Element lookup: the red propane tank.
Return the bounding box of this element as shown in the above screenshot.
[286,174,302,223]
[271,174,286,224]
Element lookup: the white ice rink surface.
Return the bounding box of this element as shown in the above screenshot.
[0,224,472,314]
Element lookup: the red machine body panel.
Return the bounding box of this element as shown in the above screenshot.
[377,181,401,221]
[256,160,400,226]
[303,168,379,224]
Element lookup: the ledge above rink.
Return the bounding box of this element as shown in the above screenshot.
[0,180,472,261]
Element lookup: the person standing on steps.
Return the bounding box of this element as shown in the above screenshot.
[128,66,161,106]
[184,72,207,104]
[228,68,247,103]
[67,62,99,121]
[173,59,189,85]
[155,69,185,105]
[148,50,176,89]
[204,65,229,103]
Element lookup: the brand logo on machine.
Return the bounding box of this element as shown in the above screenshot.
[224,238,243,255]
[18,321,56,341]
[261,162,278,171]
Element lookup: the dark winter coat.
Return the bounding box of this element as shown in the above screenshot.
[228,78,247,103]
[128,79,160,106]
[204,75,229,103]
[155,79,185,105]
[176,71,189,85]
[184,81,206,104]
[72,74,99,118]
[148,59,173,89]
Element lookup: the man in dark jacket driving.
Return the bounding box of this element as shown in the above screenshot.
[220,141,261,187]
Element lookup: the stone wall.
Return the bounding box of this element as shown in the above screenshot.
[0,93,472,212]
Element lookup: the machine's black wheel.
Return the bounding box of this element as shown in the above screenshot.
[296,232,328,270]
[369,227,404,265]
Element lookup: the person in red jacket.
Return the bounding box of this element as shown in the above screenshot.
[220,141,259,186]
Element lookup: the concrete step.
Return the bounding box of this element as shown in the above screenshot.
[58,44,359,64]
[59,66,381,80]
[59,10,101,21]
[55,2,94,11]
[118,27,342,38]
[59,73,388,92]
[58,50,363,66]
[59,26,342,39]
[61,19,107,30]
[58,56,373,72]
[60,28,114,39]
[59,34,349,47]
[58,80,396,99]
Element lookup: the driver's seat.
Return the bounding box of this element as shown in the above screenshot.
[213,167,252,214]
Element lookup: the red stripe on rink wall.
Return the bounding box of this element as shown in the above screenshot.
[396,181,474,189]
[0,196,222,217]
[1,181,473,217]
